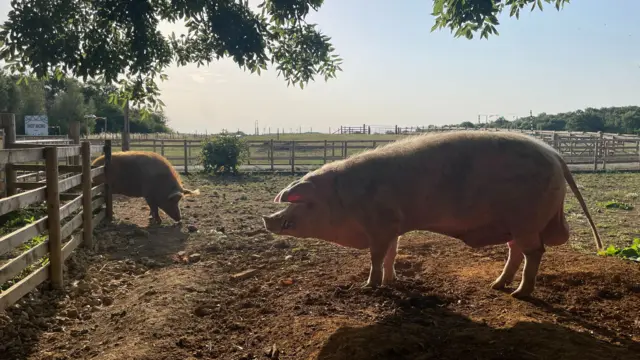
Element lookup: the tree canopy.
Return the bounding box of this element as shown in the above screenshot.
[431,0,570,39]
[0,70,171,135]
[454,107,640,135]
[0,0,569,114]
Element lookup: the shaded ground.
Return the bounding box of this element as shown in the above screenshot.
[1,173,639,360]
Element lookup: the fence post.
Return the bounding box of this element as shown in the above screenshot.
[637,141,640,170]
[291,141,295,174]
[344,141,348,159]
[161,140,165,157]
[593,139,599,171]
[323,140,327,164]
[183,139,189,174]
[153,139,157,153]
[5,163,16,196]
[0,113,16,149]
[45,146,63,289]
[270,139,274,171]
[602,139,607,171]
[69,120,81,165]
[81,141,94,249]
[104,140,113,221]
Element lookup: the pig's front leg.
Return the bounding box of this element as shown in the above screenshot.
[363,245,387,288]
[382,236,400,285]
[362,201,402,289]
[363,235,396,288]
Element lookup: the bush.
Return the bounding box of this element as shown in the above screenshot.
[199,135,249,175]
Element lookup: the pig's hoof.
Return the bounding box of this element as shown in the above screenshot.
[382,279,396,286]
[490,279,507,290]
[382,276,397,286]
[361,281,380,289]
[510,288,533,299]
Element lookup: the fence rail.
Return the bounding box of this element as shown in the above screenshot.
[8,124,640,174]
[0,140,113,311]
[73,130,640,173]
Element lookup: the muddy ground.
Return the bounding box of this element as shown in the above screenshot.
[1,173,639,360]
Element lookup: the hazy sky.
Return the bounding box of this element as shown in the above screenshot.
[2,0,640,134]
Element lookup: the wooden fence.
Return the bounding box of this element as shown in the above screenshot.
[0,140,113,311]
[80,130,640,173]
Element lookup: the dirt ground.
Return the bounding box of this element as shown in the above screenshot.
[1,173,639,360]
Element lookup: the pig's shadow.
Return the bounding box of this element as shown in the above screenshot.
[95,220,189,268]
[317,291,638,360]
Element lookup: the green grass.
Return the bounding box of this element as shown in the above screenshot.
[599,238,640,262]
[125,134,398,167]
[0,205,49,291]
[565,172,640,252]
[0,199,85,292]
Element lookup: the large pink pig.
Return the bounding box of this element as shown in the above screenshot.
[262,131,603,298]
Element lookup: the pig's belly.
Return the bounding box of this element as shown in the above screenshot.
[328,235,369,250]
[430,223,511,248]
[110,182,144,198]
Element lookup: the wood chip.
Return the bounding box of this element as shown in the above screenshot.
[231,269,258,280]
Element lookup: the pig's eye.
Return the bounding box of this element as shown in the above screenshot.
[282,219,295,230]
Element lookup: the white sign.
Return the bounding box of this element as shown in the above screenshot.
[24,115,49,136]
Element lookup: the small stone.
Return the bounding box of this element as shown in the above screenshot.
[89,298,102,307]
[177,251,187,257]
[273,239,290,249]
[101,297,114,306]
[76,281,91,293]
[264,344,280,359]
[128,239,135,245]
[187,224,198,233]
[194,306,214,317]
[140,257,158,268]
[133,228,149,237]
[71,328,89,337]
[188,253,202,263]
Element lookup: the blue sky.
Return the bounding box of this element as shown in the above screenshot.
[1,0,640,133]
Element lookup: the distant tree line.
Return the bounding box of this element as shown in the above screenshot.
[0,70,172,135]
[456,107,640,135]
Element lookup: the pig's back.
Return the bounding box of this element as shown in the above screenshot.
[323,131,565,232]
[107,152,178,197]
[405,133,564,230]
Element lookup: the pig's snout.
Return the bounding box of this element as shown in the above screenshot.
[262,214,281,233]
[262,213,294,234]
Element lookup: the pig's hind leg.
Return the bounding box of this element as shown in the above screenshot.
[490,240,524,291]
[382,236,400,285]
[510,233,545,299]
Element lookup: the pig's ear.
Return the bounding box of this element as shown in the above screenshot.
[168,190,184,201]
[277,181,317,203]
[273,189,286,203]
[274,179,300,203]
